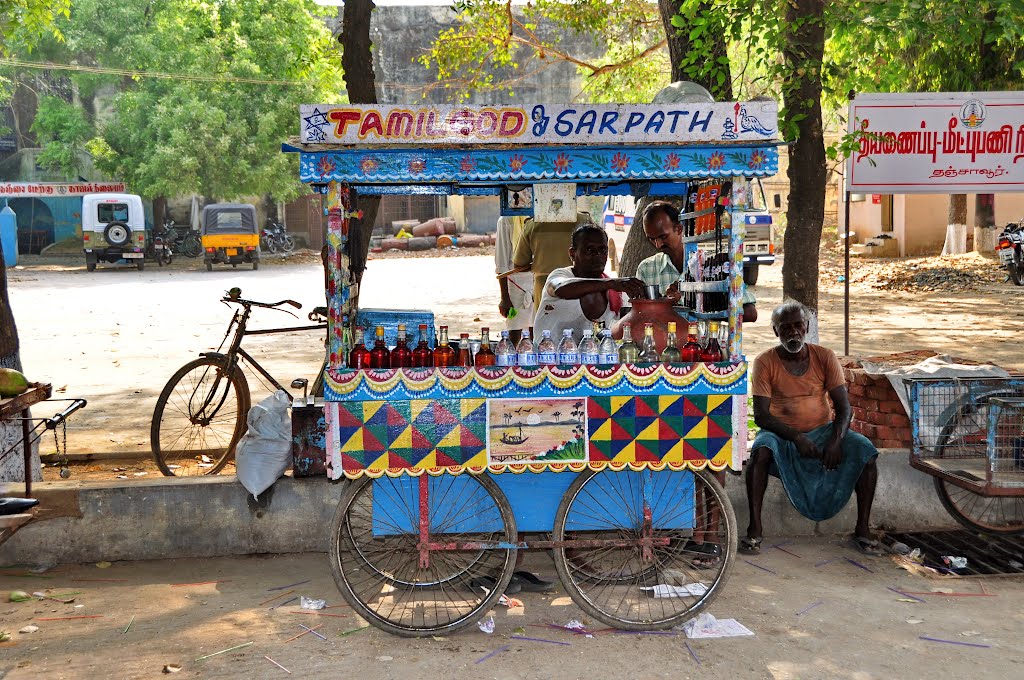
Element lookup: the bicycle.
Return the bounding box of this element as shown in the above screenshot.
[149,289,327,477]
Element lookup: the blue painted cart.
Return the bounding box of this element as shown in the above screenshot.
[285,100,781,636]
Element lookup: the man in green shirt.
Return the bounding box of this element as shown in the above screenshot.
[636,201,757,322]
[512,212,594,312]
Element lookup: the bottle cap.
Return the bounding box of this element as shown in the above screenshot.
[376,326,384,337]
[542,330,551,337]
[398,324,406,331]
[668,322,676,333]
[419,323,427,330]
[481,327,489,333]
[563,329,573,335]
[460,332,469,338]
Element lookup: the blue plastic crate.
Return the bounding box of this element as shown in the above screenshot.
[354,308,436,348]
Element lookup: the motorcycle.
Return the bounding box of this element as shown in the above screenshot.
[260,220,295,254]
[163,219,203,258]
[147,224,173,266]
[996,219,1024,286]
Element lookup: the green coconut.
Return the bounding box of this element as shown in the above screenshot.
[0,368,29,398]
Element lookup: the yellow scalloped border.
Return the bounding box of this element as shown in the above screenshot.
[339,458,732,479]
[326,363,746,397]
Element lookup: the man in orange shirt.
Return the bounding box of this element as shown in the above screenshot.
[743,301,881,556]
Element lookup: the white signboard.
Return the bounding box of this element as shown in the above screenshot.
[0,182,127,198]
[847,92,1024,193]
[299,102,778,145]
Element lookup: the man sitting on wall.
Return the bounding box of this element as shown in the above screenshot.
[743,301,882,556]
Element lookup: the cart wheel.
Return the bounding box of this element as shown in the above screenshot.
[150,357,250,476]
[553,468,736,630]
[329,473,517,637]
[935,392,1024,534]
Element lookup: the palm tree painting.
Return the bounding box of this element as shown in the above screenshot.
[488,398,587,465]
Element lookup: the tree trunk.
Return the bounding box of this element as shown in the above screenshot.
[338,0,380,285]
[620,2,733,276]
[657,0,732,100]
[942,194,968,255]
[152,196,167,230]
[11,78,39,150]
[0,243,21,371]
[781,0,826,341]
[974,193,997,257]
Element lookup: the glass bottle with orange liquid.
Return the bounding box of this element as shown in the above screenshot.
[390,323,413,368]
[368,325,391,369]
[412,323,433,368]
[475,327,496,366]
[348,326,371,369]
[432,325,456,367]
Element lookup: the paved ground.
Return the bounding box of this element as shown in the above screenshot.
[1,539,1020,679]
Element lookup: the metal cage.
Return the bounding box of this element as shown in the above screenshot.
[905,377,1024,495]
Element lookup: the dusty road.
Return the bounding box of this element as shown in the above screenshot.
[8,251,1024,468]
[1,540,1021,680]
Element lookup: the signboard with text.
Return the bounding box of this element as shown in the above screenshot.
[847,92,1024,193]
[0,182,127,198]
[299,102,779,146]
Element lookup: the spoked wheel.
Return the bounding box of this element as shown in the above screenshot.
[183,235,202,258]
[1009,263,1024,286]
[553,468,736,630]
[935,391,1024,534]
[150,357,250,476]
[282,235,295,253]
[329,473,517,637]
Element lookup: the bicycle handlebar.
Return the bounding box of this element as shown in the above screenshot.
[45,399,87,430]
[223,296,302,310]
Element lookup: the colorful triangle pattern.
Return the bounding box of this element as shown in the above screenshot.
[336,398,487,473]
[588,395,734,466]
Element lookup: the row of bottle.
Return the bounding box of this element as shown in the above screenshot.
[347,321,727,370]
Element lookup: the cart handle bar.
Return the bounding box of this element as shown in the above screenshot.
[222,297,301,311]
[45,399,87,430]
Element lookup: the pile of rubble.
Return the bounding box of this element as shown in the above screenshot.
[819,250,1005,293]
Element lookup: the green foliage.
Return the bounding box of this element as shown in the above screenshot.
[13,0,344,201]
[0,0,69,56]
[422,0,668,102]
[31,95,91,174]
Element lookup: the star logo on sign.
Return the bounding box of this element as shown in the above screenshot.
[304,107,330,142]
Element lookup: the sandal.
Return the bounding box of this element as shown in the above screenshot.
[850,535,884,557]
[738,536,762,555]
[512,571,556,592]
[471,575,521,595]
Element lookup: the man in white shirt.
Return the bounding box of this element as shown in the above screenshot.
[495,215,534,344]
[533,223,645,340]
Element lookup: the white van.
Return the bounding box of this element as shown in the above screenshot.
[82,193,146,271]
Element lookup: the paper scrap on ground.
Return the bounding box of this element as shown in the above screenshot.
[680,613,754,639]
[300,596,326,610]
[478,616,495,634]
[642,583,708,599]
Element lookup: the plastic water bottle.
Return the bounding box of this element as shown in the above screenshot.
[537,330,557,365]
[516,329,537,366]
[598,328,619,365]
[557,329,579,365]
[579,329,599,365]
[495,330,516,366]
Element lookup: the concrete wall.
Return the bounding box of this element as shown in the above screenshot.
[0,450,958,566]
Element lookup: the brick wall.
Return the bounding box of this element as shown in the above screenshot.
[838,350,939,449]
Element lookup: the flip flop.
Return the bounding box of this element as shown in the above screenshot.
[850,535,884,557]
[512,571,556,592]
[738,536,762,555]
[471,575,521,595]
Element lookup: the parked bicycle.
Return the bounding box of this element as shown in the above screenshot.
[149,289,327,476]
[163,219,203,259]
[260,219,296,254]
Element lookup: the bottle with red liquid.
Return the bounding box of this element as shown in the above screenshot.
[368,325,391,369]
[390,323,413,368]
[348,326,371,369]
[412,323,433,368]
[432,325,456,367]
[680,322,701,363]
[456,332,472,366]
[475,327,496,366]
[700,321,725,363]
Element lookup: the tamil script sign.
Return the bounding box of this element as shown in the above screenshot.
[299,102,778,146]
[847,92,1024,193]
[0,182,127,197]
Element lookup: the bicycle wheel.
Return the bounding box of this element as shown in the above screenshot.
[935,391,1024,534]
[553,468,736,630]
[183,235,202,258]
[150,357,250,476]
[282,235,295,253]
[329,473,517,637]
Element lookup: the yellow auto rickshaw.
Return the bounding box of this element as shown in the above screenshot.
[201,203,260,271]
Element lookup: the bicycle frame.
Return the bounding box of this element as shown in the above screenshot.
[219,303,327,400]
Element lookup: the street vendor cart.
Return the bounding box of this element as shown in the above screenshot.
[284,96,780,636]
